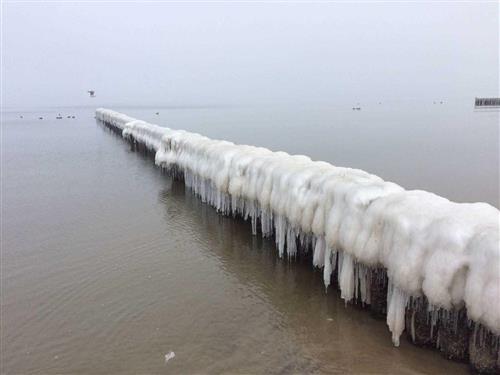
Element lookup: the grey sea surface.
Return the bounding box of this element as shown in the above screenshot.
[3,102,496,373]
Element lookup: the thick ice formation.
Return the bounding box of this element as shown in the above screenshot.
[96,108,500,345]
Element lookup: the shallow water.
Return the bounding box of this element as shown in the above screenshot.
[2,103,496,373]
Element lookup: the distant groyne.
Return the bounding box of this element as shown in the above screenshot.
[96,108,499,373]
[475,97,500,108]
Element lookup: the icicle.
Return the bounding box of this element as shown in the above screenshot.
[339,253,355,303]
[274,215,286,258]
[313,236,326,268]
[260,208,273,238]
[247,201,258,235]
[429,306,439,339]
[286,226,297,258]
[386,281,408,347]
[323,247,333,290]
[358,264,370,305]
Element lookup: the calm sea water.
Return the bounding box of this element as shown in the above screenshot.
[2,103,497,373]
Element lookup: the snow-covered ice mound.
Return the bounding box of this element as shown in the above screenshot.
[96,108,500,347]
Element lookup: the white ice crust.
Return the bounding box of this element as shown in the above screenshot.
[96,108,500,344]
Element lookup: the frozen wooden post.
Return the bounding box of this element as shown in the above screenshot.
[438,307,469,361]
[469,325,499,374]
[405,297,437,347]
[369,268,387,318]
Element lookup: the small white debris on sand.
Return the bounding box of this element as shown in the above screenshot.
[164,351,175,363]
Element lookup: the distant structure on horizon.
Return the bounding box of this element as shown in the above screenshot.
[88,90,96,98]
[474,97,500,107]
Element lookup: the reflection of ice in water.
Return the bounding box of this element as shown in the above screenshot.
[165,351,175,363]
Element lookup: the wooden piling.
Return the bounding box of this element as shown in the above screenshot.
[405,297,437,347]
[369,268,387,319]
[469,325,499,374]
[438,307,469,361]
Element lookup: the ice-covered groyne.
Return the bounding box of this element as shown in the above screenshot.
[96,108,499,371]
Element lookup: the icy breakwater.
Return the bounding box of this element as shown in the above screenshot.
[96,108,499,371]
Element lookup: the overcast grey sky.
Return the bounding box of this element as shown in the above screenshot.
[2,1,498,109]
